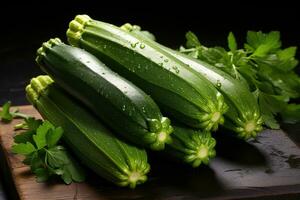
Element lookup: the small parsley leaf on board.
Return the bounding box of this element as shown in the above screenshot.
[0,101,31,123]
[12,118,85,184]
[0,101,13,122]
[12,142,36,155]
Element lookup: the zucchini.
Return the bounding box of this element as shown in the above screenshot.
[166,124,216,167]
[36,38,173,151]
[121,24,264,139]
[66,15,228,132]
[25,75,150,188]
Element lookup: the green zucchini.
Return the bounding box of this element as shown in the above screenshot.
[166,124,216,167]
[36,38,173,151]
[26,75,150,188]
[66,15,228,132]
[121,24,264,139]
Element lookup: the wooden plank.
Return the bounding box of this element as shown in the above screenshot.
[1,105,300,200]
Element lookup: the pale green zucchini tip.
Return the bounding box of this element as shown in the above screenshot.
[36,38,62,65]
[183,132,216,167]
[25,75,54,106]
[146,117,173,150]
[67,14,91,46]
[234,116,264,140]
[198,92,228,132]
[117,166,150,188]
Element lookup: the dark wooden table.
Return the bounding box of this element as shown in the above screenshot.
[0,106,300,200]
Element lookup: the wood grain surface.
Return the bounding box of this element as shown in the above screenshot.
[1,105,300,200]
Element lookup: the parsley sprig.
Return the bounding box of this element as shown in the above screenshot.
[12,118,85,184]
[0,101,30,123]
[180,31,300,128]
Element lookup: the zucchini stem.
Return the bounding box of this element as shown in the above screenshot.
[183,132,216,168]
[235,117,264,140]
[147,117,173,151]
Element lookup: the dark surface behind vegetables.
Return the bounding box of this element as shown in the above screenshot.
[0,3,300,200]
[1,4,300,106]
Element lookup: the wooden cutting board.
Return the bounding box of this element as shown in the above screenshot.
[1,105,300,200]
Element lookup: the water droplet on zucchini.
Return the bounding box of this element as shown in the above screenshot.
[131,42,138,48]
[216,80,222,88]
[140,44,145,49]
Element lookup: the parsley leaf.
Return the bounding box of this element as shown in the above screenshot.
[0,101,31,123]
[186,31,201,48]
[246,31,281,54]
[0,101,13,122]
[12,142,36,155]
[12,118,85,184]
[46,127,63,148]
[228,32,237,51]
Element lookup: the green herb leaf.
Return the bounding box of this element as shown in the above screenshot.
[228,32,237,51]
[14,117,43,144]
[33,121,54,149]
[46,127,63,147]
[64,160,86,183]
[246,31,281,53]
[186,31,201,48]
[12,119,85,184]
[45,146,85,184]
[46,146,69,168]
[14,130,35,144]
[1,101,31,123]
[12,142,36,155]
[0,101,13,122]
[34,168,50,182]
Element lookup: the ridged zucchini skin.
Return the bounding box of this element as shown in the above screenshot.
[66,15,228,132]
[36,38,173,151]
[163,51,264,139]
[166,124,216,167]
[121,24,264,140]
[25,75,150,188]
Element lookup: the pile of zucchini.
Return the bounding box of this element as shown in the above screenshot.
[26,14,265,188]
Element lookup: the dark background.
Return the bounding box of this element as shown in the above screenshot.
[0,3,299,200]
[1,3,300,105]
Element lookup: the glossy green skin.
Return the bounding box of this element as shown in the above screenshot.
[67,15,227,131]
[159,49,262,130]
[124,26,263,139]
[26,76,150,188]
[166,124,216,168]
[36,39,172,150]
[163,50,264,139]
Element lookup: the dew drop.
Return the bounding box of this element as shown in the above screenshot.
[122,105,126,111]
[216,80,222,88]
[131,42,138,48]
[172,66,180,73]
[140,43,145,49]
